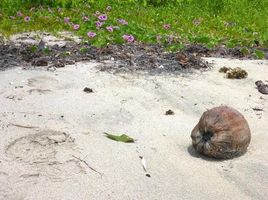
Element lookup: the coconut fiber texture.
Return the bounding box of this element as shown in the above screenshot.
[191,106,251,159]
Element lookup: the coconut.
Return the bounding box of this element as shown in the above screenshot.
[191,106,251,159]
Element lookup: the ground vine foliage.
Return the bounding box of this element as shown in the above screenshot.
[0,0,267,51]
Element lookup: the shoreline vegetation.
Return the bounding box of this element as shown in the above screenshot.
[0,0,267,57]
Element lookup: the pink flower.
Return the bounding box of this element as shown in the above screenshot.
[163,24,171,30]
[82,16,89,22]
[24,16,30,22]
[98,14,107,21]
[118,19,128,25]
[87,32,96,38]
[17,11,23,17]
[96,21,104,28]
[123,34,135,43]
[64,17,70,24]
[73,24,80,30]
[106,26,113,32]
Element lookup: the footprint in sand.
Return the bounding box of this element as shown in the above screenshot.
[27,75,58,89]
[5,130,85,180]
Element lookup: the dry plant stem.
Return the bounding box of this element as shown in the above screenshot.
[72,155,103,177]
[8,123,38,129]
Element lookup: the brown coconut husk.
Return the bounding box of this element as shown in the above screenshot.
[191,106,251,159]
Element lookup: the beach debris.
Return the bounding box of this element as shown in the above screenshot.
[218,66,231,73]
[38,39,46,50]
[165,109,175,115]
[8,123,38,129]
[139,156,147,172]
[177,52,189,65]
[53,61,65,68]
[139,156,151,177]
[255,80,268,95]
[191,106,251,159]
[226,67,248,79]
[83,87,94,93]
[72,155,103,177]
[104,132,135,143]
[6,95,15,99]
[252,107,264,111]
[219,67,248,79]
[31,57,48,66]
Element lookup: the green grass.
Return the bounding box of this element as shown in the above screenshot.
[0,0,268,49]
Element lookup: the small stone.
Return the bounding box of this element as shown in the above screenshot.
[165,109,174,115]
[83,87,94,93]
[255,80,268,95]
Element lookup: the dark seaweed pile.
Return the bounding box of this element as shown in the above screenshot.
[0,41,209,74]
[0,39,267,74]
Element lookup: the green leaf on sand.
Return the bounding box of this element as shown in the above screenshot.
[104,132,135,143]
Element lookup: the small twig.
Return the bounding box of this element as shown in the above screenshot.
[252,107,264,111]
[72,155,103,177]
[9,123,38,129]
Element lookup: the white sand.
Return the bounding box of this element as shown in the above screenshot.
[0,58,267,200]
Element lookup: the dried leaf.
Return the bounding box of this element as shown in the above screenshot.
[104,132,134,143]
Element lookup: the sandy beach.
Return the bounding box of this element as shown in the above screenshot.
[0,57,267,200]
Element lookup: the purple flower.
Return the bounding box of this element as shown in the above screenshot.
[82,16,89,22]
[87,32,96,38]
[73,24,80,30]
[98,14,107,21]
[106,26,113,32]
[24,16,30,22]
[96,21,104,28]
[64,17,70,24]
[106,6,112,11]
[163,24,171,30]
[17,11,23,17]
[118,19,128,25]
[123,34,135,43]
